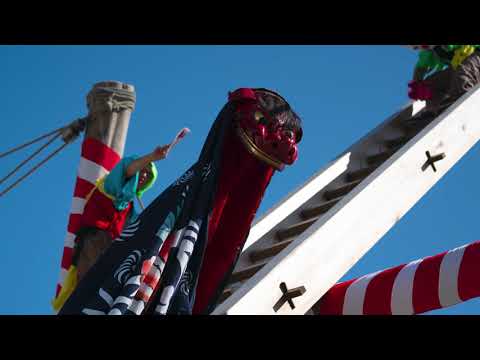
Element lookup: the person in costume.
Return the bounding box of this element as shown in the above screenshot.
[52,144,169,311]
[407,45,480,116]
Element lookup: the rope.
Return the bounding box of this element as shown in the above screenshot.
[0,132,62,186]
[0,126,64,159]
[136,196,145,211]
[0,142,69,198]
[0,118,86,198]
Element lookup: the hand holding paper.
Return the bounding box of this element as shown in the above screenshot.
[167,127,191,154]
[150,127,190,161]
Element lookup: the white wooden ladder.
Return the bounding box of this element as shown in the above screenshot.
[213,85,480,315]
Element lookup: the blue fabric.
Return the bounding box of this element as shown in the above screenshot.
[103,156,139,211]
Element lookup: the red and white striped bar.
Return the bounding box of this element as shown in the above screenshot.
[313,241,480,315]
[55,138,120,297]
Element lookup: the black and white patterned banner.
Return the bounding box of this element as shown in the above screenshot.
[59,103,232,315]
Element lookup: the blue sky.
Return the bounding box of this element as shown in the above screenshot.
[1,45,479,315]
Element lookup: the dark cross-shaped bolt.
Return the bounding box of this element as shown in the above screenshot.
[273,282,306,312]
[421,151,446,173]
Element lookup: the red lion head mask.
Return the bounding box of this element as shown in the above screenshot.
[228,88,302,170]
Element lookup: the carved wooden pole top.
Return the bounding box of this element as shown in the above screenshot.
[87,80,136,115]
[84,80,136,157]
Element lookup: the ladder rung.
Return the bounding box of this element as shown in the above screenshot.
[346,166,376,182]
[229,261,268,284]
[385,136,410,149]
[249,238,295,263]
[366,150,394,166]
[219,288,233,303]
[323,179,362,201]
[276,217,319,241]
[404,122,425,134]
[403,115,433,133]
[301,197,342,219]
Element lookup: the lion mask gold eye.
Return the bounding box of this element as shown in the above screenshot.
[255,111,265,123]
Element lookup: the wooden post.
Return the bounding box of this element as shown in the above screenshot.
[55,80,136,301]
[86,80,136,155]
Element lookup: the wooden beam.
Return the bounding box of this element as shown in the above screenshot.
[55,81,136,298]
[213,86,480,315]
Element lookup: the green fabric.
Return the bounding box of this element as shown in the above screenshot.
[415,45,480,71]
[443,45,480,52]
[415,50,449,72]
[136,161,158,198]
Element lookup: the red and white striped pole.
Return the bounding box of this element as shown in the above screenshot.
[55,81,136,299]
[312,241,480,315]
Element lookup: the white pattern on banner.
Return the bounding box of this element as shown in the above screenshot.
[171,228,186,248]
[156,212,176,242]
[183,229,198,239]
[82,308,106,315]
[107,275,142,315]
[99,288,114,307]
[173,169,194,187]
[189,220,200,232]
[179,270,193,297]
[114,250,142,285]
[112,296,133,308]
[156,285,175,315]
[129,299,145,315]
[177,240,195,273]
[202,163,212,182]
[155,219,201,315]
[176,220,201,275]
[139,284,154,298]
[154,256,166,271]
[121,228,138,235]
[125,275,142,288]
[126,245,170,314]
[115,219,141,242]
